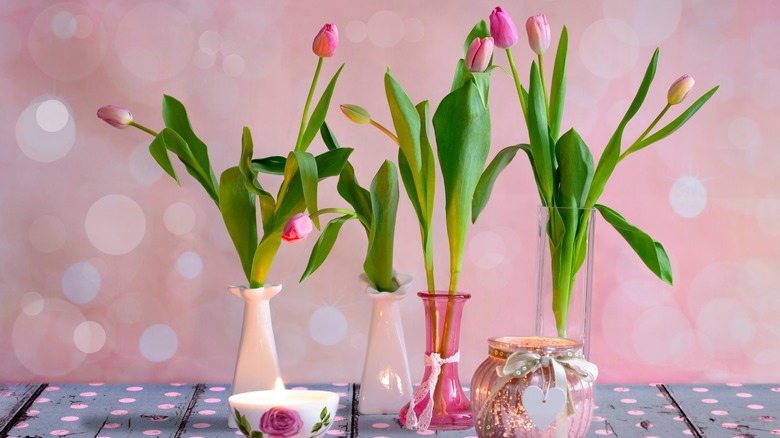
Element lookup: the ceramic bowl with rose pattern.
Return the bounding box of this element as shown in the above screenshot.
[229,389,340,438]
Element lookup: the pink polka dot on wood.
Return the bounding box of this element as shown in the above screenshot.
[45,386,61,392]
[592,416,605,422]
[702,398,718,404]
[164,392,180,397]
[126,386,143,392]
[203,398,221,403]
[34,398,50,403]
[12,422,27,428]
[415,431,435,436]
[70,403,88,409]
[193,423,211,428]
[143,430,162,435]
[326,431,344,436]
[736,392,752,398]
[712,410,729,416]
[692,387,709,392]
[118,398,136,403]
[198,410,216,415]
[80,392,97,397]
[613,387,630,392]
[594,430,614,435]
[61,416,79,422]
[158,404,175,409]
[628,410,644,415]
[727,383,743,387]
[208,386,226,392]
[683,430,693,435]
[620,398,637,404]
[104,423,121,428]
[722,423,739,429]
[372,423,390,429]
[51,430,70,436]
[110,410,127,415]
[748,404,764,410]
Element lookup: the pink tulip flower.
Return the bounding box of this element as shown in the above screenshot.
[312,23,338,58]
[490,6,519,49]
[97,105,133,129]
[667,75,695,105]
[526,14,551,55]
[282,213,314,243]
[466,37,494,72]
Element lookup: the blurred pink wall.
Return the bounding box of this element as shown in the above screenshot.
[1,0,779,384]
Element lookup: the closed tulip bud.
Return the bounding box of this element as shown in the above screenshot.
[340,104,371,124]
[312,23,338,57]
[97,105,133,129]
[282,213,314,243]
[667,75,695,105]
[490,6,519,49]
[526,14,551,55]
[466,37,494,72]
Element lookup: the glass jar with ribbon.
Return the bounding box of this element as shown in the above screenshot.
[470,337,598,438]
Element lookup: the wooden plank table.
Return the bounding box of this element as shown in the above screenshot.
[0,383,776,437]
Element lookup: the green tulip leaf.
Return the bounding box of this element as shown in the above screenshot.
[595,204,673,285]
[219,167,258,282]
[364,161,399,292]
[148,129,181,185]
[549,26,568,141]
[626,85,719,155]
[320,121,340,151]
[300,214,356,283]
[314,148,353,181]
[433,78,491,291]
[586,49,658,209]
[396,148,423,226]
[251,156,286,175]
[161,95,219,203]
[555,129,594,209]
[250,231,283,287]
[239,127,275,230]
[292,151,320,228]
[528,61,554,206]
[337,162,372,230]
[385,73,426,205]
[416,100,435,229]
[300,64,345,152]
[472,144,523,223]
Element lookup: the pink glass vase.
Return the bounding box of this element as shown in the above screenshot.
[399,292,472,431]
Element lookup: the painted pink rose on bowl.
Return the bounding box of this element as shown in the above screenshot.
[260,406,303,438]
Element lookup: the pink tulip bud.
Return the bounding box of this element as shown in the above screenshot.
[667,74,695,105]
[312,23,338,58]
[526,14,551,55]
[490,6,519,49]
[97,105,133,129]
[282,213,314,243]
[466,37,494,72]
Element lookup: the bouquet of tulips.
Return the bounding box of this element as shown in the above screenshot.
[485,7,718,337]
[97,24,349,288]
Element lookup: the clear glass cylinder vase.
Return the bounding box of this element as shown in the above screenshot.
[470,337,594,437]
[534,206,596,357]
[399,292,472,431]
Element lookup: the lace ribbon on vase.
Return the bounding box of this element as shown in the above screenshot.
[404,351,461,431]
[478,350,598,437]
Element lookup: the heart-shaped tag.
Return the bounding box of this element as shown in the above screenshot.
[521,386,566,430]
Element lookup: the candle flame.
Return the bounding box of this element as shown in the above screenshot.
[274,377,286,401]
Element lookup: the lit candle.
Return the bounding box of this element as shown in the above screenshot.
[229,378,339,438]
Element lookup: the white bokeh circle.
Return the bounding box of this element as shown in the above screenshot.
[198,30,222,54]
[696,298,756,353]
[467,231,507,269]
[726,116,762,160]
[308,306,348,346]
[669,176,707,218]
[404,18,425,43]
[139,324,179,362]
[28,215,67,253]
[345,20,367,43]
[85,194,146,255]
[16,97,76,163]
[222,54,245,77]
[579,19,640,79]
[367,11,405,48]
[62,262,101,305]
[29,3,107,80]
[164,202,196,235]
[632,306,694,365]
[20,292,45,316]
[73,321,106,354]
[177,251,203,279]
[35,99,69,133]
[12,298,87,377]
[603,0,682,46]
[756,199,780,238]
[115,3,195,81]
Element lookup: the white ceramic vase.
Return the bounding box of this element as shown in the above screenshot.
[228,284,282,428]
[359,274,413,414]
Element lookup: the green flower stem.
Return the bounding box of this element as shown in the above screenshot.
[619,104,670,162]
[538,53,549,119]
[309,208,356,221]
[369,120,400,145]
[129,121,158,137]
[295,57,324,152]
[506,48,528,123]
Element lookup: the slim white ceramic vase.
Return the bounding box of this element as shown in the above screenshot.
[228,284,282,428]
[359,274,413,414]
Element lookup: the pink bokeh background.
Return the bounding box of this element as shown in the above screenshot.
[1,0,779,384]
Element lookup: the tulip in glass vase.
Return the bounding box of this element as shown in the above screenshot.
[465,6,717,438]
[98,23,349,428]
[340,18,518,431]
